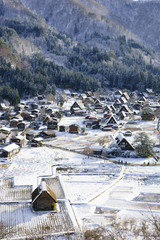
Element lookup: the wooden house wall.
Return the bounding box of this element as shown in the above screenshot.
[69,125,79,133]
[33,191,56,211]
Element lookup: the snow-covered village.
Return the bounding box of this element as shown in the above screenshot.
[0,89,160,239]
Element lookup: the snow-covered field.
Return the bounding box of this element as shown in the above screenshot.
[0,117,160,238]
[1,145,160,231]
[0,202,75,239]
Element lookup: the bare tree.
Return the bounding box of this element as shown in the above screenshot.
[84,214,160,240]
[82,146,94,158]
[98,136,113,147]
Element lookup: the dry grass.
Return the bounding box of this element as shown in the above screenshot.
[0,202,75,239]
[123,126,142,131]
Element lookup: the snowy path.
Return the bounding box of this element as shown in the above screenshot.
[88,166,126,204]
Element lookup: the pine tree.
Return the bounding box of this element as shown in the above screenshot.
[134,132,154,157]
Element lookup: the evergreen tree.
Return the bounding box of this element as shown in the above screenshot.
[134,132,154,157]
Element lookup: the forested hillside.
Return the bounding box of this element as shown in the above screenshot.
[97,0,160,57]
[0,0,160,104]
[21,0,160,56]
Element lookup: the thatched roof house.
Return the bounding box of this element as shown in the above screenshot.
[32,181,57,211]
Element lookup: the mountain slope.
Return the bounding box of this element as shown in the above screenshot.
[20,0,160,57]
[20,0,139,50]
[0,0,160,105]
[97,0,160,57]
[0,37,22,68]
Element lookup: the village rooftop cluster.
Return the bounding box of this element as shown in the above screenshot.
[0,88,159,160]
[0,88,160,239]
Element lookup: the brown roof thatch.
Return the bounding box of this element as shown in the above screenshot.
[32,181,57,203]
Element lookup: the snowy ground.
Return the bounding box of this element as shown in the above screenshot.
[0,201,75,239]
[0,117,160,237]
[1,145,160,233]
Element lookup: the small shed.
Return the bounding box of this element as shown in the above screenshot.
[71,93,78,98]
[124,130,132,137]
[1,143,20,158]
[40,130,56,139]
[11,135,26,147]
[91,145,103,156]
[101,126,114,132]
[37,95,44,101]
[10,119,19,128]
[46,108,53,115]
[59,125,66,132]
[31,109,39,117]
[0,133,7,144]
[0,127,11,135]
[17,122,27,131]
[30,137,43,147]
[91,119,100,129]
[14,104,24,112]
[21,111,30,121]
[69,124,79,134]
[26,131,39,141]
[30,103,39,110]
[27,114,36,122]
[32,181,57,211]
[79,93,87,101]
[47,120,58,130]
[0,103,7,112]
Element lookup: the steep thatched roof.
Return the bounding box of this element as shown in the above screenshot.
[32,181,57,203]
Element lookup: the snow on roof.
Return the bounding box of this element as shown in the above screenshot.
[34,137,43,142]
[119,104,132,113]
[2,143,20,152]
[115,90,122,95]
[0,133,7,139]
[104,105,112,111]
[63,89,71,95]
[0,103,6,108]
[76,100,85,110]
[40,181,57,202]
[80,93,87,98]
[59,116,84,127]
[119,96,128,104]
[107,115,118,125]
[0,127,11,133]
[121,92,130,100]
[90,145,103,150]
[13,135,25,140]
[115,133,124,142]
[114,99,121,104]
[41,181,47,191]
[62,99,75,111]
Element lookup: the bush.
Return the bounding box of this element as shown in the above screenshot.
[103,146,122,157]
[84,214,160,240]
[141,107,155,120]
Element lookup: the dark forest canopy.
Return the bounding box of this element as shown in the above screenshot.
[0,0,160,104]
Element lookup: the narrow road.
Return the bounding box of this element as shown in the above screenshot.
[88,166,126,204]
